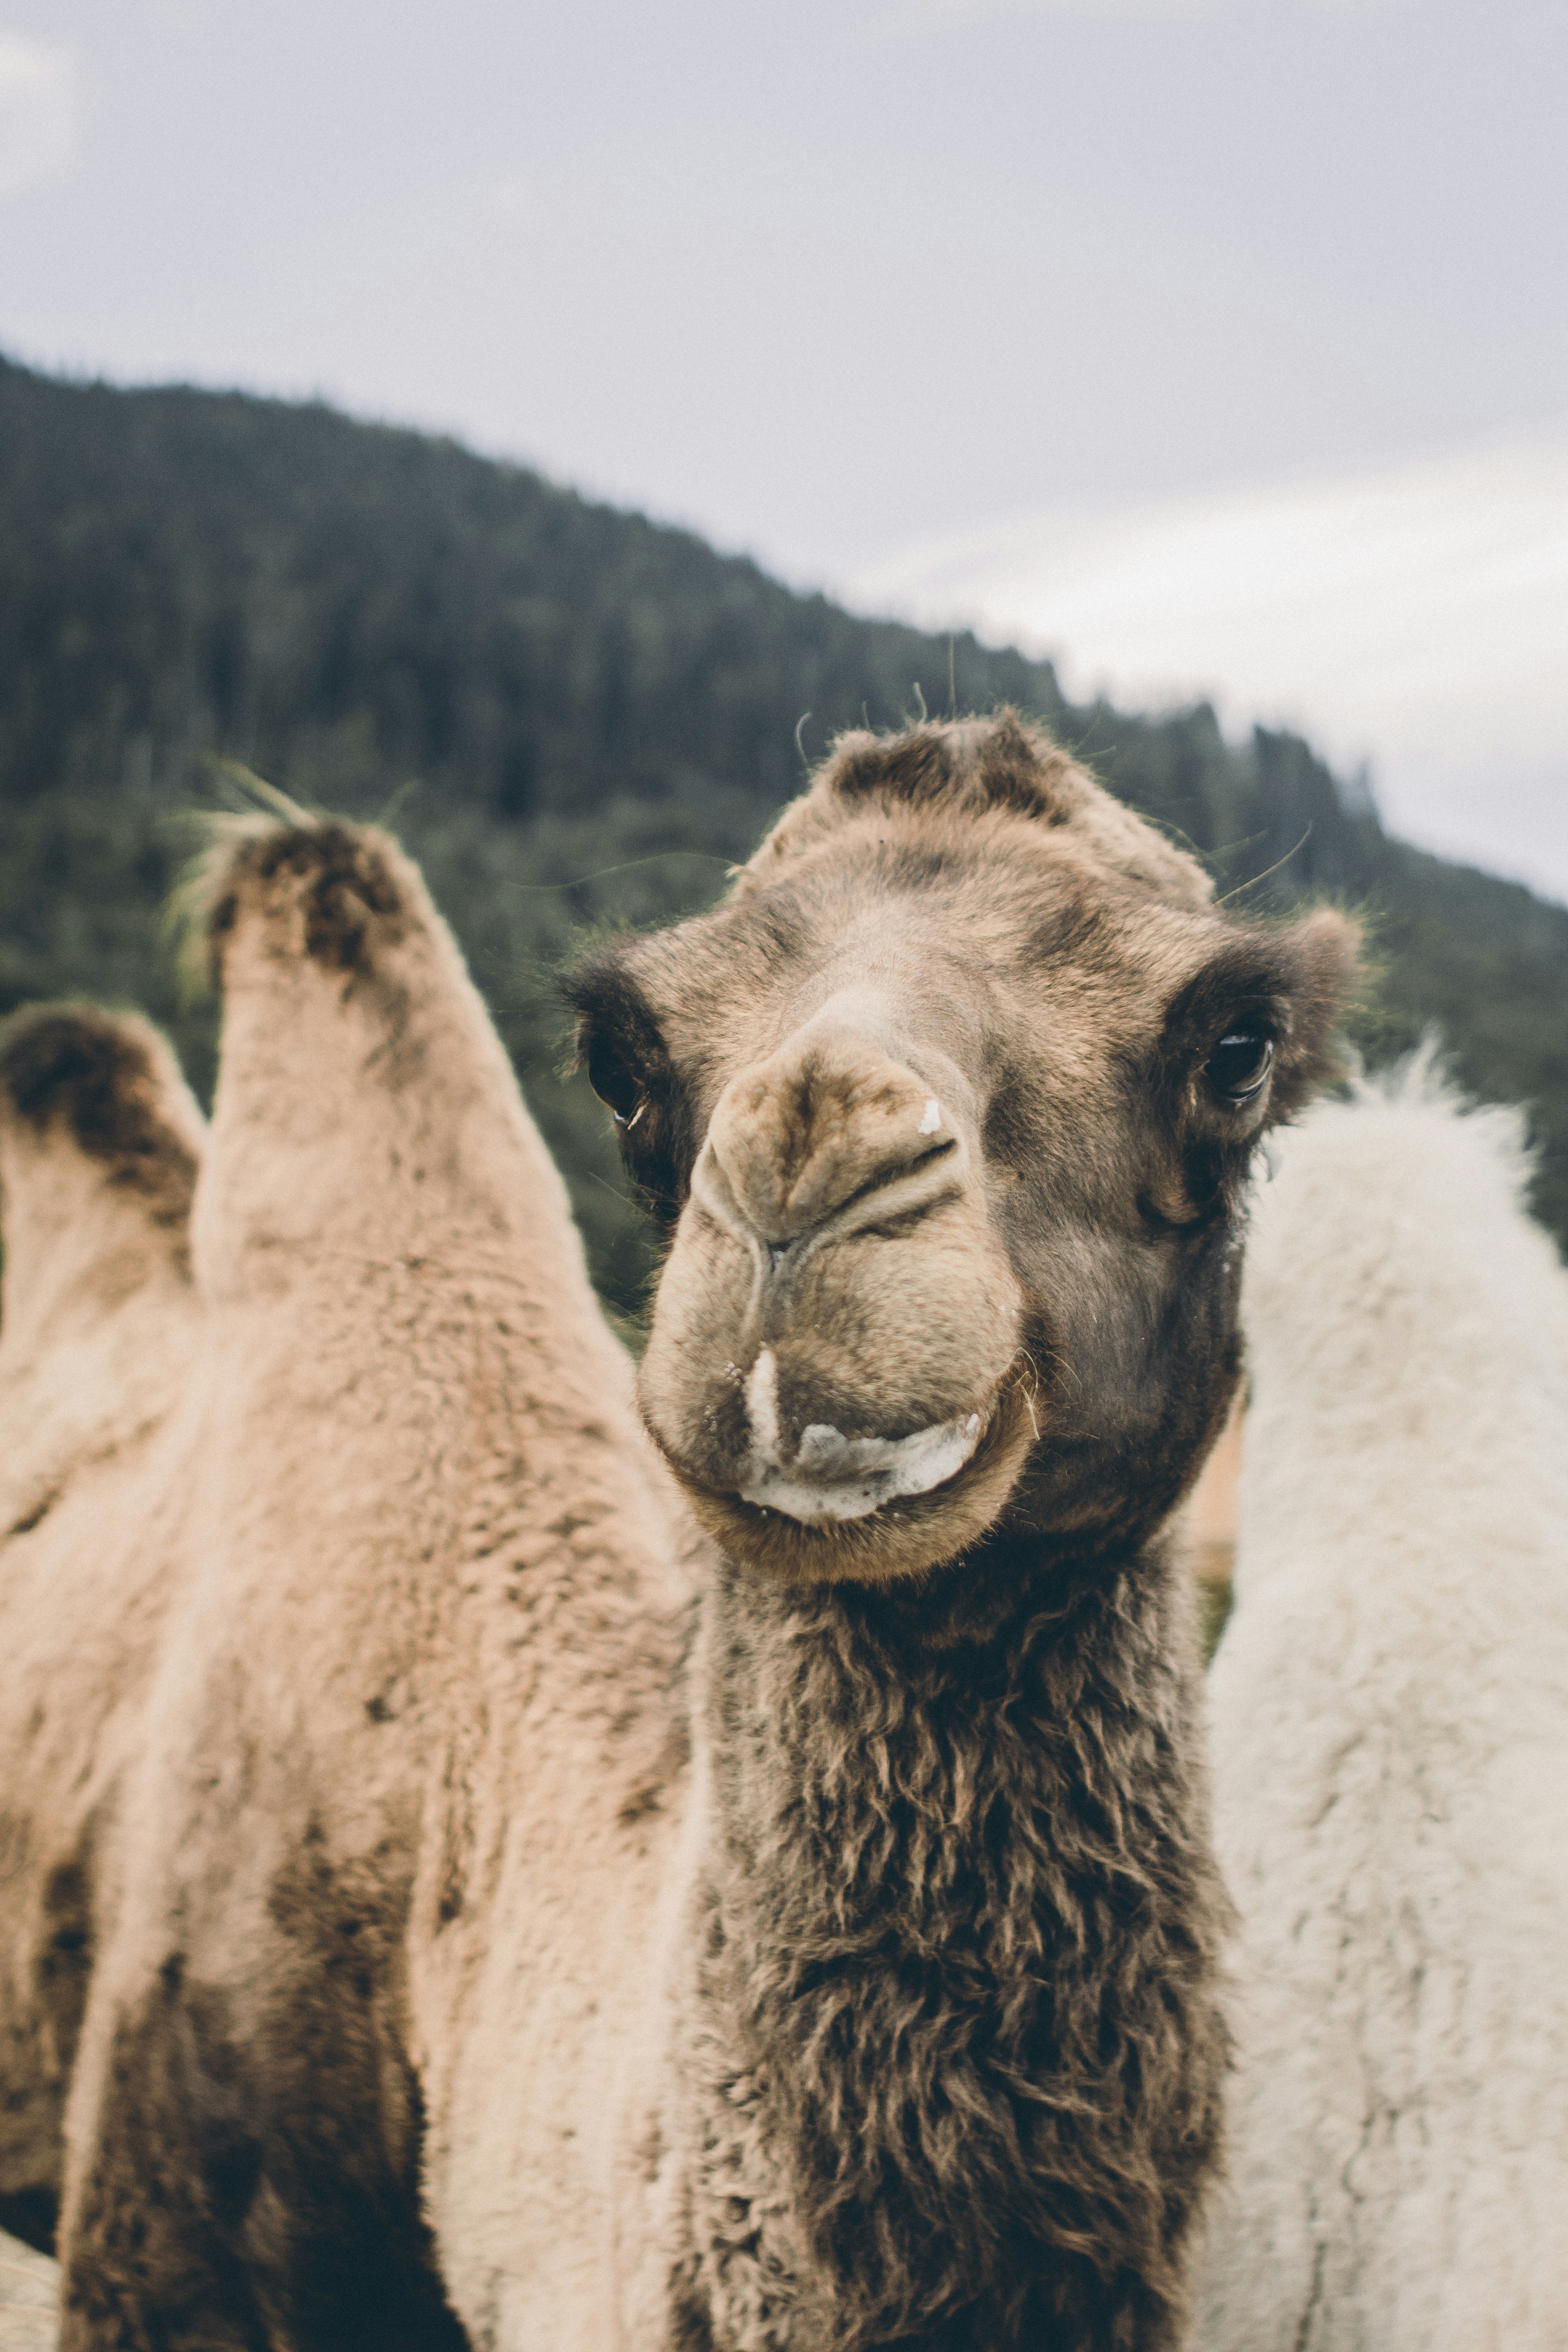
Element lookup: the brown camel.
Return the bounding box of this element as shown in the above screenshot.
[0,1009,204,2256]
[11,715,1352,2350]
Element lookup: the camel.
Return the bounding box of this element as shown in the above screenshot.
[1196,1059,1568,2352]
[0,1007,205,2256]
[9,715,1353,2349]
[0,2225,56,2350]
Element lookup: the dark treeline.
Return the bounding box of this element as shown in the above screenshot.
[3,352,1564,1307]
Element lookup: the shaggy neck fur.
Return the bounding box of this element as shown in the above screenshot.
[674,1530,1225,2352]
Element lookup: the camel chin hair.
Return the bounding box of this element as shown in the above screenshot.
[9,713,1356,2352]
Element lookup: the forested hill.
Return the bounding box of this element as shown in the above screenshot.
[2,351,1564,1304]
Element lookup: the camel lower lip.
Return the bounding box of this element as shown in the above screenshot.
[736,1350,986,1524]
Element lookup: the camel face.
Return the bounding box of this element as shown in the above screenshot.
[571,714,1354,1583]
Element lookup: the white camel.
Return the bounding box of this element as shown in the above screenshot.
[1198,1056,1568,2352]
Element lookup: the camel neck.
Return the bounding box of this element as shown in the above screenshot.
[675,1532,1225,2350]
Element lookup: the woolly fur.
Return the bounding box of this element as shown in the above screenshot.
[1197,1054,1568,2352]
[0,1007,205,2254]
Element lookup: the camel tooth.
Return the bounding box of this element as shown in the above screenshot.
[743,1346,783,1470]
[739,1408,984,1524]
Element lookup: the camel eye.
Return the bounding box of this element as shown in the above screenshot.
[1206,1030,1273,1104]
[587,1036,644,1127]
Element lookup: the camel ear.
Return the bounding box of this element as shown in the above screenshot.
[1261,906,1362,1123]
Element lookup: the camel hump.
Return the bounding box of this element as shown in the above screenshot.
[0,1001,202,1231]
[0,1003,203,1360]
[0,1006,204,1514]
[188,809,593,1317]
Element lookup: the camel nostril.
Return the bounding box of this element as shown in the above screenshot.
[705,1024,969,1247]
[909,1138,956,1175]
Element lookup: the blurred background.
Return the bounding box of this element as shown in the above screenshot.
[1,0,1564,1308]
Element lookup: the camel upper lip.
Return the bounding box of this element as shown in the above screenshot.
[734,1348,987,1525]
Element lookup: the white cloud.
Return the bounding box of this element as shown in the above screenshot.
[905,1,1226,18]
[486,172,536,225]
[848,428,1568,900]
[874,0,1401,23]
[0,32,79,200]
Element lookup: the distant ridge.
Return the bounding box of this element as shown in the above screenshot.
[1,353,1563,1298]
[849,426,1568,905]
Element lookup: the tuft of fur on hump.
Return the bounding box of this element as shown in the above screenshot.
[0,1003,200,1236]
[200,815,413,982]
[0,1006,205,2257]
[1198,1051,1568,2351]
[741,709,1215,911]
[0,1002,204,1430]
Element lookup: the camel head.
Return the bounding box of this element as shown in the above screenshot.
[568,713,1355,1584]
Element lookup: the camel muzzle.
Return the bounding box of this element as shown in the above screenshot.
[636,1014,1033,1577]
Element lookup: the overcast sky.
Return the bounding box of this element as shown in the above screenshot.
[2,0,1564,892]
